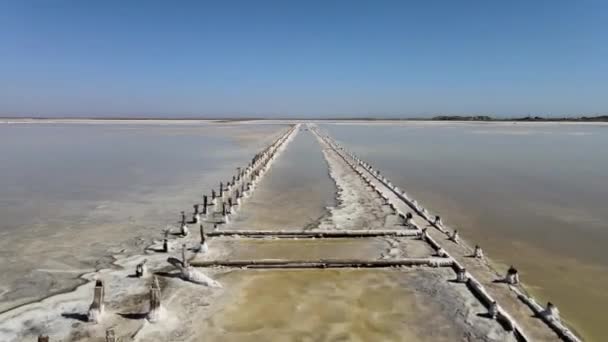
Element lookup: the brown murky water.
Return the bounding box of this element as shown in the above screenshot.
[325,122,608,341]
[229,129,336,230]
[219,238,388,260]
[203,269,501,342]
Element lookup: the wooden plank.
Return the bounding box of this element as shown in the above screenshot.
[190,258,453,269]
[206,229,420,238]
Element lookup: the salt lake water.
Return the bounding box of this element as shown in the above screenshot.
[324,121,608,341]
[0,121,286,312]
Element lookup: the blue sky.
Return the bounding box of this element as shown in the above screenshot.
[1,0,607,118]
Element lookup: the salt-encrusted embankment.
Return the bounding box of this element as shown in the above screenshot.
[310,124,578,342]
[309,127,521,341]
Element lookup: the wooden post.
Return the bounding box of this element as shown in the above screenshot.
[420,228,428,241]
[106,329,116,342]
[405,212,413,226]
[474,245,483,259]
[163,238,169,253]
[193,204,201,224]
[202,195,208,215]
[136,259,148,277]
[180,211,186,226]
[88,279,104,323]
[436,247,448,258]
[219,182,224,196]
[450,230,459,243]
[199,224,209,253]
[182,244,189,268]
[434,215,442,225]
[544,302,560,320]
[488,301,498,319]
[181,223,189,237]
[38,335,49,342]
[505,266,519,284]
[456,268,468,283]
[148,277,162,323]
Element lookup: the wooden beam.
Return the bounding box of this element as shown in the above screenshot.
[206,229,420,238]
[190,258,453,269]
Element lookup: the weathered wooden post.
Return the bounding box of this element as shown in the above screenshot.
[456,268,468,283]
[148,277,162,323]
[405,212,413,226]
[163,238,169,253]
[136,259,148,277]
[488,301,498,319]
[199,224,208,253]
[436,247,448,258]
[106,329,116,342]
[193,204,201,224]
[182,244,189,268]
[232,175,236,186]
[222,202,229,223]
[202,195,208,216]
[227,197,233,214]
[450,230,459,243]
[420,228,429,241]
[88,279,105,323]
[474,245,483,259]
[38,335,49,342]
[544,302,560,320]
[505,266,519,284]
[219,182,224,197]
[180,211,189,236]
[434,215,442,226]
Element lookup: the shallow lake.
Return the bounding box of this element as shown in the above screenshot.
[324,121,608,341]
[0,122,286,312]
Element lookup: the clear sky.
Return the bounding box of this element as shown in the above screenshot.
[1,0,607,118]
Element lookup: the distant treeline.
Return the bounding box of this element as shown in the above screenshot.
[432,115,608,122]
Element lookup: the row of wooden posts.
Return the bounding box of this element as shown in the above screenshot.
[310,126,541,340]
[310,125,576,342]
[33,127,301,341]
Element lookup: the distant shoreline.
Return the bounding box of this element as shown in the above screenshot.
[1,115,607,122]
